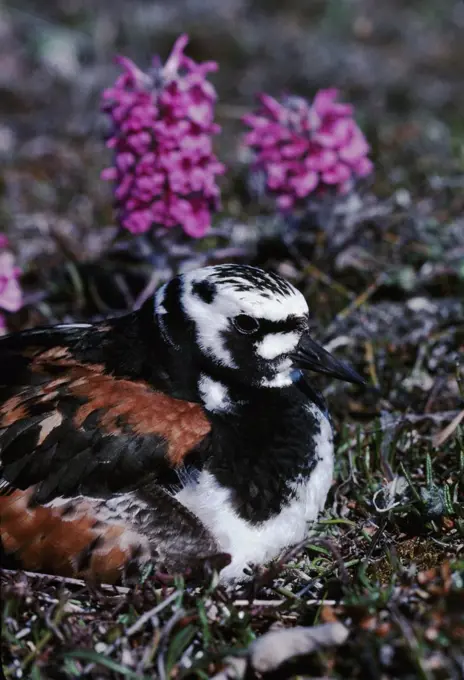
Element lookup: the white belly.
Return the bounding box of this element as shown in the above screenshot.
[175,407,334,582]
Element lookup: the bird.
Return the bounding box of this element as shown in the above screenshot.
[0,264,364,584]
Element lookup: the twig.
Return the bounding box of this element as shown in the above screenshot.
[424,375,448,414]
[232,599,285,607]
[347,410,462,436]
[44,601,65,643]
[362,515,389,564]
[303,262,354,300]
[0,567,130,595]
[292,537,354,599]
[309,538,350,587]
[327,272,388,333]
[432,409,464,448]
[133,269,164,310]
[18,599,66,671]
[157,607,186,680]
[82,590,180,676]
[365,340,379,387]
[232,598,338,607]
[126,590,180,638]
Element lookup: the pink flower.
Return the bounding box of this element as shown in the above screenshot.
[0,238,22,334]
[243,90,373,210]
[101,35,225,238]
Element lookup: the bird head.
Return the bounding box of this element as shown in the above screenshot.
[154,264,363,411]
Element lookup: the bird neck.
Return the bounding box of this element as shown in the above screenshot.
[70,302,201,402]
[72,308,331,525]
[204,382,331,523]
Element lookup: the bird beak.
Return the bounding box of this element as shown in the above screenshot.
[291,334,365,385]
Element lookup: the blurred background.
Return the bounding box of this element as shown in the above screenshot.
[0,0,463,401]
[1,0,463,288]
[1,5,464,677]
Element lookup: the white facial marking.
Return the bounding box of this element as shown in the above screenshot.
[154,283,168,315]
[175,404,334,583]
[256,331,300,360]
[193,267,308,322]
[180,266,308,369]
[181,281,237,367]
[198,374,233,413]
[260,372,293,388]
[260,356,294,387]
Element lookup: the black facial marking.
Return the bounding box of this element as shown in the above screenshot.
[158,276,192,348]
[233,314,260,335]
[220,315,307,380]
[192,280,216,304]
[253,316,306,336]
[210,265,296,298]
[162,277,184,321]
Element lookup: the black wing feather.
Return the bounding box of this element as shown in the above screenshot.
[0,330,208,503]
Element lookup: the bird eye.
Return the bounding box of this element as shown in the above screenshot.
[233,314,260,335]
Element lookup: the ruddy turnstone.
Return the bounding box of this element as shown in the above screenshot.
[0,264,363,583]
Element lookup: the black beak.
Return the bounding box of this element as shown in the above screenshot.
[291,334,365,385]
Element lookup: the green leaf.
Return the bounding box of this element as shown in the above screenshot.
[30,666,43,680]
[197,600,210,646]
[63,650,149,679]
[443,484,454,515]
[165,623,197,675]
[426,452,433,488]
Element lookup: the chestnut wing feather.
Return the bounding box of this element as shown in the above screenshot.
[0,345,211,504]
